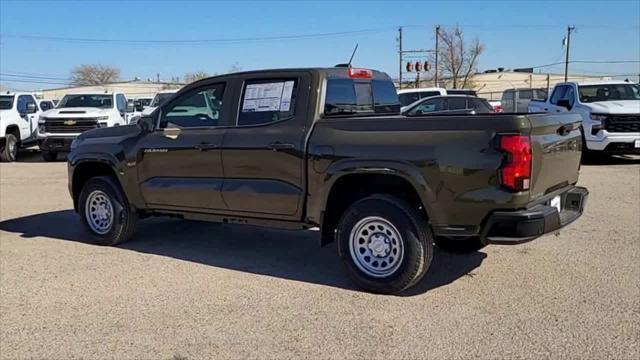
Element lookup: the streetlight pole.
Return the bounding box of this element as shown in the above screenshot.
[434,25,440,87]
[564,26,575,82]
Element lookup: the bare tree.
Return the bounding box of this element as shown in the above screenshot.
[71,64,121,86]
[434,26,484,89]
[183,71,211,84]
[227,62,242,73]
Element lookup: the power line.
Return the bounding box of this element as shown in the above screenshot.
[0,27,395,45]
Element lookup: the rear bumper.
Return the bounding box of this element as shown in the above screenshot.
[481,186,588,245]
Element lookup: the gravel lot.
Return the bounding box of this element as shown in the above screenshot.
[1,151,639,359]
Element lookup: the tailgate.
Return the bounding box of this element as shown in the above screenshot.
[527,113,582,200]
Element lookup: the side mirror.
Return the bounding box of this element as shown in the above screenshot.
[126,103,135,113]
[556,99,571,110]
[26,103,37,114]
[137,116,155,132]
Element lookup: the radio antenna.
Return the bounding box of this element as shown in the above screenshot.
[347,44,359,67]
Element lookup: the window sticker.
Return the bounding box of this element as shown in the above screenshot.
[242,81,294,112]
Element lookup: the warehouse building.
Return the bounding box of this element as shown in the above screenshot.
[39,80,184,101]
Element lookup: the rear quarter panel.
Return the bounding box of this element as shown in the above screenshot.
[306,114,535,228]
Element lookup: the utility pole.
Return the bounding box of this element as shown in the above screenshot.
[434,25,440,87]
[398,27,403,89]
[564,26,575,82]
[156,73,160,83]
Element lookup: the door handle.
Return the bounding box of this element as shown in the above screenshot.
[195,142,218,151]
[268,142,295,151]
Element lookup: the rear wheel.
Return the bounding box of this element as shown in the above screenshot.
[336,194,433,294]
[0,134,18,162]
[42,151,58,162]
[78,176,137,246]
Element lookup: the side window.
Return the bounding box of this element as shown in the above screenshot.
[238,79,297,126]
[160,83,225,129]
[470,98,493,113]
[419,91,441,99]
[519,90,533,100]
[503,91,513,100]
[17,95,28,114]
[371,80,400,113]
[116,95,126,112]
[550,86,567,105]
[448,97,467,110]
[407,98,447,115]
[564,87,576,107]
[398,92,420,107]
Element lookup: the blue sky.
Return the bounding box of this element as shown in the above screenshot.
[1,0,639,90]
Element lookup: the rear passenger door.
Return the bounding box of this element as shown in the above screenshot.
[220,73,311,220]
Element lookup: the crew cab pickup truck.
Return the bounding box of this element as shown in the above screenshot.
[38,92,131,161]
[67,67,588,294]
[0,92,42,162]
[529,81,640,156]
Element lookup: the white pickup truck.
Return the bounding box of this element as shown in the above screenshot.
[38,92,131,161]
[0,92,42,162]
[529,81,640,156]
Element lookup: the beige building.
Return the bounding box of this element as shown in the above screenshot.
[40,80,184,101]
[468,71,610,100]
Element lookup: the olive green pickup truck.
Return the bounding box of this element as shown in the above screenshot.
[67,67,588,294]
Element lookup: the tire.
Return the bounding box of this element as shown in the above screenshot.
[78,176,137,246]
[0,134,18,162]
[41,151,58,162]
[435,236,486,254]
[336,194,433,294]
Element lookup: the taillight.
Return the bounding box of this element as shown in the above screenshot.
[493,104,503,113]
[348,68,373,79]
[498,134,531,192]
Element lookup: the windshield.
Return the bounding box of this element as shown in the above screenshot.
[150,93,175,107]
[58,94,114,108]
[578,84,640,103]
[0,95,14,110]
[138,98,152,107]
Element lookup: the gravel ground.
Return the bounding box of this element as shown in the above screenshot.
[1,151,639,359]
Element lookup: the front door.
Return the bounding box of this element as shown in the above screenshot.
[136,82,229,212]
[17,95,38,140]
[220,74,310,220]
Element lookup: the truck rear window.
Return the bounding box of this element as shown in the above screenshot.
[324,79,400,116]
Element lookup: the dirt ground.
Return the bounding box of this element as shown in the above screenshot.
[1,151,639,359]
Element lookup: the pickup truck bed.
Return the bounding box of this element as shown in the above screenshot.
[67,67,588,294]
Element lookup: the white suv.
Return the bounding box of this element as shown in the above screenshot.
[0,92,42,162]
[38,92,130,161]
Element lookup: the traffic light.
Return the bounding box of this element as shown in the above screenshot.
[406,62,414,72]
[415,61,423,72]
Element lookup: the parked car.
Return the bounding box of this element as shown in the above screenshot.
[502,88,548,113]
[529,81,640,156]
[398,87,478,109]
[68,67,587,294]
[0,92,42,162]
[38,92,131,161]
[402,95,494,116]
[488,100,503,113]
[128,90,179,124]
[38,99,56,112]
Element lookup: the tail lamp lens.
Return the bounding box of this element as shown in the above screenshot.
[348,68,373,79]
[499,135,531,192]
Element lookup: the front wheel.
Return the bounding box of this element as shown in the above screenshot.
[336,194,433,294]
[0,134,18,162]
[41,151,57,162]
[78,176,137,246]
